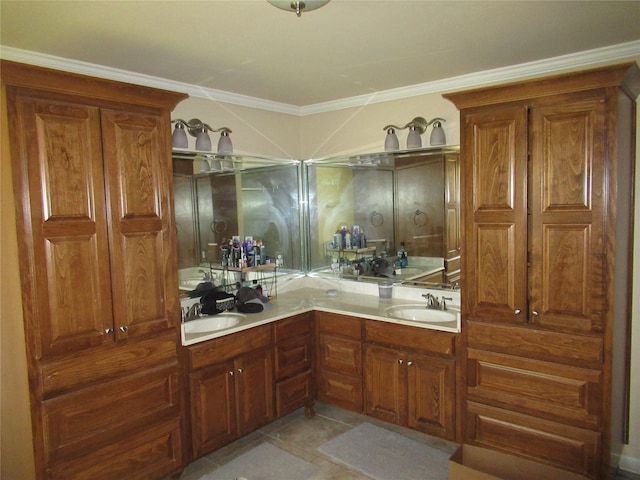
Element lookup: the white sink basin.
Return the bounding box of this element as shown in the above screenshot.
[385,304,456,323]
[183,313,244,334]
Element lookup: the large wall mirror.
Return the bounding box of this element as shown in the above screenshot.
[173,152,304,289]
[173,146,460,290]
[306,147,460,287]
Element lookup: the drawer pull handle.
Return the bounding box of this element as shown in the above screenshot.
[119,325,128,332]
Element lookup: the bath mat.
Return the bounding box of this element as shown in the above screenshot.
[200,442,319,480]
[317,422,449,480]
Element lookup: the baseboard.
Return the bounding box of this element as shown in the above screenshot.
[619,454,640,475]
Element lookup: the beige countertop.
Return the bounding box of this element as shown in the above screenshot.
[181,276,460,346]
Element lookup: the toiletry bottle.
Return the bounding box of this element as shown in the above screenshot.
[398,241,408,267]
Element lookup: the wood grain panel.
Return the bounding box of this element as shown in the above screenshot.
[274,312,313,342]
[316,369,363,412]
[47,417,182,480]
[318,334,362,375]
[316,311,362,338]
[467,321,603,368]
[43,365,179,464]
[275,333,312,380]
[466,402,600,477]
[188,324,272,371]
[364,320,455,357]
[407,354,456,440]
[189,361,237,457]
[467,348,602,428]
[364,345,406,425]
[276,370,313,417]
[40,331,178,396]
[101,109,174,340]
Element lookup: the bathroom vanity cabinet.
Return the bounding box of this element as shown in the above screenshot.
[187,324,274,458]
[364,321,457,441]
[445,63,640,479]
[2,61,187,480]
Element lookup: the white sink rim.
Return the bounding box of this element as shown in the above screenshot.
[183,313,245,333]
[384,304,456,323]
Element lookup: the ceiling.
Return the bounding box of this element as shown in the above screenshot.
[1,1,639,108]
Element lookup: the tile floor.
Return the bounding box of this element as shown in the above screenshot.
[171,402,640,480]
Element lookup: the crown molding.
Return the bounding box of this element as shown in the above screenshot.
[2,41,638,117]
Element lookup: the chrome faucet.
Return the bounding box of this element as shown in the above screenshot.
[184,303,203,322]
[422,293,453,311]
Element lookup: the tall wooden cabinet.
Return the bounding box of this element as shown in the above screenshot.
[2,61,187,479]
[445,64,640,478]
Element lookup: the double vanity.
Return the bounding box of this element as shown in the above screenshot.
[180,275,461,460]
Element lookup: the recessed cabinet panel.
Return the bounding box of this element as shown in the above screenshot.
[474,224,519,318]
[471,117,520,212]
[539,103,599,211]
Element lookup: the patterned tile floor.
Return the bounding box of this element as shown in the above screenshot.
[169,402,640,480]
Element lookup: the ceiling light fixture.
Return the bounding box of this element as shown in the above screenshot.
[171,118,233,154]
[383,117,447,151]
[267,0,330,17]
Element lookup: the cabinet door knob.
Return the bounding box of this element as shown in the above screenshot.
[105,328,114,334]
[229,371,234,376]
[532,310,539,316]
[514,309,521,315]
[237,368,244,374]
[398,359,404,365]
[407,361,413,366]
[119,325,128,332]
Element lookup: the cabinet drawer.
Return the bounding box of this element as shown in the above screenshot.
[318,333,362,375]
[188,324,272,370]
[274,312,313,342]
[275,333,312,380]
[467,348,602,429]
[276,369,313,417]
[317,369,363,413]
[47,417,182,480]
[40,330,179,396]
[466,402,600,478]
[467,321,603,369]
[42,363,180,465]
[365,320,456,357]
[316,311,362,339]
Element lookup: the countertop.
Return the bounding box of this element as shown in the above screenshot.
[181,276,460,346]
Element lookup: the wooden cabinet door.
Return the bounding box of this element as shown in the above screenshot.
[9,96,115,358]
[189,361,237,457]
[407,353,456,440]
[528,96,607,334]
[364,345,406,425]
[235,348,274,435]
[101,109,177,340]
[462,107,528,325]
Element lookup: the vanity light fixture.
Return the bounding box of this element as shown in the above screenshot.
[383,117,447,151]
[267,0,330,17]
[171,118,233,154]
